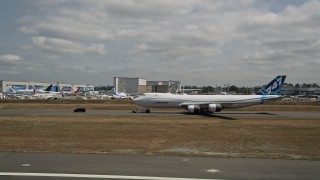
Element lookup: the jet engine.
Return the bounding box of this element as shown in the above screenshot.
[208,104,222,113]
[187,105,200,114]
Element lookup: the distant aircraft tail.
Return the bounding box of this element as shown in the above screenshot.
[44,84,53,92]
[111,88,118,95]
[32,86,36,95]
[74,87,80,94]
[256,75,286,95]
[8,86,16,93]
[60,87,80,94]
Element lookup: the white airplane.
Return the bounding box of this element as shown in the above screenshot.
[34,84,53,93]
[60,87,81,95]
[32,91,61,99]
[0,93,6,99]
[32,84,62,99]
[111,88,133,100]
[133,75,286,114]
[5,85,37,99]
[7,85,36,94]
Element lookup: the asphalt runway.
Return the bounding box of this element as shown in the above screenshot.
[0,152,319,180]
[0,109,319,120]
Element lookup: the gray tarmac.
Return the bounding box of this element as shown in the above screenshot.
[0,152,319,180]
[0,109,319,120]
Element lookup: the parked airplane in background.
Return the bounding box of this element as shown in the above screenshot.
[111,88,133,100]
[35,84,53,93]
[8,85,36,94]
[32,84,62,99]
[32,92,61,99]
[133,75,286,114]
[60,87,81,95]
[7,84,53,99]
[0,93,6,99]
[6,85,37,99]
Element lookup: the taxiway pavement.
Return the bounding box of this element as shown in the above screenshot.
[0,152,319,180]
[0,109,319,120]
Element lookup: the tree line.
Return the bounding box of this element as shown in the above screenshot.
[94,85,113,91]
[285,83,319,88]
[184,83,319,94]
[94,83,320,93]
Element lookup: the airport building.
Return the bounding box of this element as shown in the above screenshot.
[147,80,182,93]
[0,80,94,93]
[113,77,150,94]
[114,77,182,94]
[282,86,320,96]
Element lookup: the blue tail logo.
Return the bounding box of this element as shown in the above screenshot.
[44,84,53,92]
[256,75,286,95]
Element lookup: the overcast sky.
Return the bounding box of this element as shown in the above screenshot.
[0,0,319,86]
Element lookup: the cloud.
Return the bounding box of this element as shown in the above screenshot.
[0,54,24,76]
[0,54,23,63]
[32,36,106,55]
[5,0,320,85]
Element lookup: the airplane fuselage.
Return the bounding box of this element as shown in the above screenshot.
[133,75,286,114]
[133,93,280,109]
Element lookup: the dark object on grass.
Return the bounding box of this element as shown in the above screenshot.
[132,109,150,113]
[74,108,86,112]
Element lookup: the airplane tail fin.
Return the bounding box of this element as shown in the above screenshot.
[74,87,80,94]
[9,86,16,93]
[44,84,53,92]
[33,87,36,95]
[256,75,286,95]
[111,88,118,95]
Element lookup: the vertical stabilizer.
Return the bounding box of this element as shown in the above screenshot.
[111,88,118,95]
[44,84,53,92]
[256,75,286,95]
[74,87,80,94]
[8,86,16,93]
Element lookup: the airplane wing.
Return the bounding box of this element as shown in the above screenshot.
[179,102,210,106]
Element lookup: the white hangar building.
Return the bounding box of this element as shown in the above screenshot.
[114,77,149,94]
[114,77,182,94]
